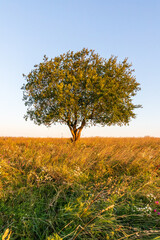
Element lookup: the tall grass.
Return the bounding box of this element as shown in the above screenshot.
[0,137,160,239]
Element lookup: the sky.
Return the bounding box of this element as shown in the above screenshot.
[0,0,160,138]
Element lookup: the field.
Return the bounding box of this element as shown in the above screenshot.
[0,137,160,240]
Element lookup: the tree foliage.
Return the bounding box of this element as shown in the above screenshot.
[22,48,141,141]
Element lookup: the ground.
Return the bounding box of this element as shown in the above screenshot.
[0,137,160,239]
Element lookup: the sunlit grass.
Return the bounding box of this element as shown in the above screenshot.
[0,137,160,239]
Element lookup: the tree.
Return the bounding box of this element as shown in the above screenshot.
[22,48,141,142]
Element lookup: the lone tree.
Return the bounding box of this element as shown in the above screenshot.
[22,48,141,142]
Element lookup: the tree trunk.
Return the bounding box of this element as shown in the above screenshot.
[68,119,85,142]
[69,127,83,142]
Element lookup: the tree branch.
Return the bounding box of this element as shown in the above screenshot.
[73,111,77,131]
[77,118,85,130]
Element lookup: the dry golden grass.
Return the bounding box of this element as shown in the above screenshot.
[0,137,160,239]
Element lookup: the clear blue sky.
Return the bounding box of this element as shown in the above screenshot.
[0,0,160,138]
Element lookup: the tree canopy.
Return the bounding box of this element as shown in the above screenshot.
[22,48,141,141]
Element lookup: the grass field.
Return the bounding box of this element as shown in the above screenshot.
[0,137,160,240]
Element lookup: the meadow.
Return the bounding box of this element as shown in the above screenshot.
[0,137,160,240]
